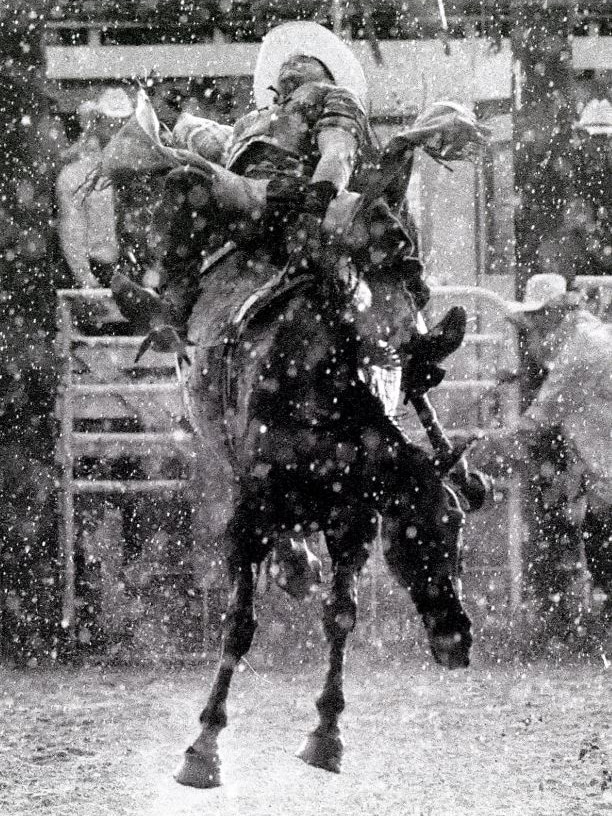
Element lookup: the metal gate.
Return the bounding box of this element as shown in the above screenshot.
[56,284,524,642]
[55,288,194,640]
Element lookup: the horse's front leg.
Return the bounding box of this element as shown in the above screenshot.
[298,529,369,773]
[175,553,257,788]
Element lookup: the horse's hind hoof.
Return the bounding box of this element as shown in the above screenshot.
[297,729,343,773]
[174,746,221,788]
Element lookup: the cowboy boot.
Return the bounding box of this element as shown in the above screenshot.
[111,271,181,332]
[448,467,491,512]
[111,271,193,363]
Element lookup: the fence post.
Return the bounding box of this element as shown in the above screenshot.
[56,295,77,642]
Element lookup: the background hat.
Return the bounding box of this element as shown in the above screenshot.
[507,273,568,313]
[253,22,367,109]
[94,87,134,119]
[575,98,612,137]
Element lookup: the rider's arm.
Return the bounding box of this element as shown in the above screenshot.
[312,85,367,194]
[387,102,490,162]
[312,127,358,193]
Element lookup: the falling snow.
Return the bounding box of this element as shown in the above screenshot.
[0,2,610,814]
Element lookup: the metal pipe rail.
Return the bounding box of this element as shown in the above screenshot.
[73,479,190,494]
[56,284,525,640]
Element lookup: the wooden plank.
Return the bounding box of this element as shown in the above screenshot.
[46,41,259,80]
[45,38,512,106]
[573,35,612,70]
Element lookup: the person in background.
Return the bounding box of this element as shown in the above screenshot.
[499,273,612,633]
[56,88,133,289]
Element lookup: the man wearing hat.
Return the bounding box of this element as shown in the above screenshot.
[57,87,134,289]
[110,22,488,396]
[502,273,612,628]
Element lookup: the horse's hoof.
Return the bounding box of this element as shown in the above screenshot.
[174,746,221,788]
[297,730,343,773]
[430,631,471,669]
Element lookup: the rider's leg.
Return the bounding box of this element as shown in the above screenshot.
[113,166,268,330]
[158,167,266,322]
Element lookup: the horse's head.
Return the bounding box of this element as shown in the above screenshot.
[423,536,473,671]
[383,479,472,670]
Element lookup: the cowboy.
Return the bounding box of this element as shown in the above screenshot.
[57,88,134,289]
[108,22,488,395]
[501,273,612,625]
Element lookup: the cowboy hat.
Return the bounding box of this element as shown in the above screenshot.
[575,98,612,137]
[94,87,134,119]
[253,21,367,109]
[507,273,568,313]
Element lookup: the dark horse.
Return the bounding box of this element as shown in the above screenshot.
[169,239,472,788]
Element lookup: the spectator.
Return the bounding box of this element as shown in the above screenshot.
[504,275,612,633]
[56,88,133,289]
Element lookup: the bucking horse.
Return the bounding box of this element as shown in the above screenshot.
[162,236,474,788]
[103,95,489,788]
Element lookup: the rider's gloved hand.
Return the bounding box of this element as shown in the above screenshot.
[412,101,491,163]
[302,180,337,217]
[265,177,337,220]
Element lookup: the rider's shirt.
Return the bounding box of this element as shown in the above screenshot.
[226,81,368,178]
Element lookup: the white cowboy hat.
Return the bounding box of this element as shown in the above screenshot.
[507,273,568,313]
[94,87,134,119]
[575,98,612,137]
[253,21,368,109]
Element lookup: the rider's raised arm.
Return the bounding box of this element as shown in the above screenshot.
[311,86,368,195]
[313,127,359,194]
[172,113,234,164]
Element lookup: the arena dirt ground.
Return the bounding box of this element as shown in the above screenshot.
[2,650,611,816]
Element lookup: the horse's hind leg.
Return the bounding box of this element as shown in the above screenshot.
[175,532,258,788]
[298,520,372,773]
